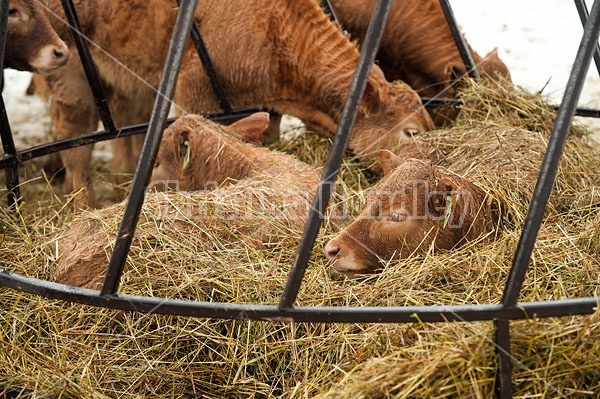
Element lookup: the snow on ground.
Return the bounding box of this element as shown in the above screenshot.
[3,0,600,158]
[3,70,52,148]
[452,0,600,110]
[451,0,600,138]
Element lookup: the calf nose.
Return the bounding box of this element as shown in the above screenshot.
[324,240,341,260]
[52,43,69,63]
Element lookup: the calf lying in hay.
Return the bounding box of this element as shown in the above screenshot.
[325,151,500,276]
[325,101,600,276]
[54,113,320,289]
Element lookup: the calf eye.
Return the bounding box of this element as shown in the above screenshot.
[403,127,420,137]
[8,8,22,18]
[388,212,407,222]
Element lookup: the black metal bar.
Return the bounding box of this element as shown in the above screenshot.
[421,96,600,118]
[100,0,197,296]
[0,122,153,170]
[0,0,4,90]
[502,0,600,306]
[60,0,116,133]
[321,0,341,24]
[572,105,600,117]
[0,0,7,73]
[574,0,600,77]
[0,107,265,170]
[1,272,599,323]
[4,95,600,173]
[189,23,232,113]
[278,0,393,310]
[494,319,513,399]
[177,0,232,114]
[0,0,20,208]
[2,95,599,172]
[0,93,20,208]
[438,0,481,79]
[421,96,463,109]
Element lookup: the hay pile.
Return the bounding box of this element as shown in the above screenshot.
[1,81,600,398]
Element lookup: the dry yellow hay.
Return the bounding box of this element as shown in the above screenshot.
[1,80,599,398]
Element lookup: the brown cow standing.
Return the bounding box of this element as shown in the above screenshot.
[329,0,511,123]
[37,0,433,210]
[54,113,321,289]
[3,0,69,73]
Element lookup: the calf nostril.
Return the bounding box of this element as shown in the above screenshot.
[53,48,66,59]
[324,241,341,259]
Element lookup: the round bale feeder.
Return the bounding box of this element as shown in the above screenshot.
[1,0,600,397]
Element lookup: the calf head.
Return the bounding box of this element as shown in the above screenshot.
[350,76,435,169]
[4,0,69,74]
[324,150,498,276]
[150,113,270,191]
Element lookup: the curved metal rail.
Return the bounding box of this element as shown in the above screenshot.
[1,1,600,398]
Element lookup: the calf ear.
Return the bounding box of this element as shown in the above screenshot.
[362,80,382,113]
[173,129,191,166]
[361,65,385,113]
[485,47,500,60]
[378,150,403,175]
[445,62,469,87]
[229,112,270,143]
[428,177,460,220]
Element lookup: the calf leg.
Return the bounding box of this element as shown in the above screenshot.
[109,89,155,199]
[110,135,146,198]
[53,101,99,209]
[45,58,100,210]
[61,144,97,209]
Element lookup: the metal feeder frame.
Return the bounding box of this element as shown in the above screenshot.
[1,1,600,397]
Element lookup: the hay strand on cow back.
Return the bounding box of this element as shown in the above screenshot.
[1,81,600,398]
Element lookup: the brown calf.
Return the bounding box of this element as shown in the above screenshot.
[55,113,321,288]
[324,151,498,276]
[330,0,511,123]
[38,0,433,209]
[323,123,553,276]
[3,0,68,73]
[149,112,318,193]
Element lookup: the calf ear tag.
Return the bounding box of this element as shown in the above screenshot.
[182,140,191,170]
[443,194,452,228]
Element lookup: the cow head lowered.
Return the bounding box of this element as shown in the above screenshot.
[324,150,499,276]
